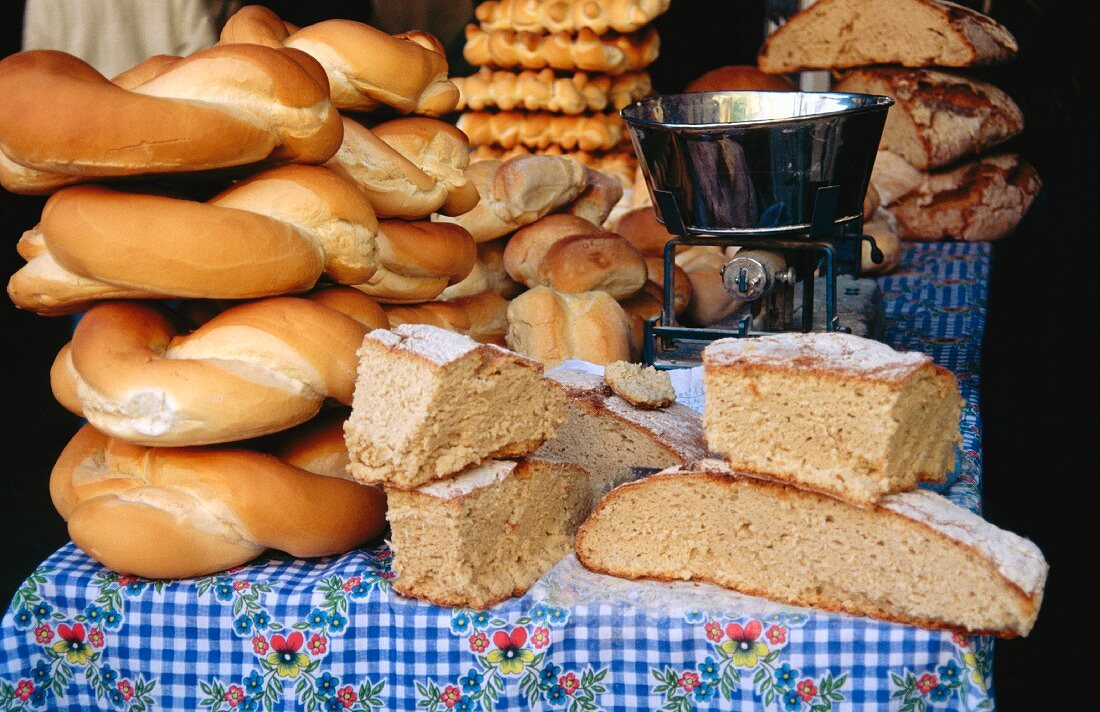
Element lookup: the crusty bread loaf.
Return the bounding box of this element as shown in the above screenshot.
[383,290,510,345]
[565,167,625,226]
[387,458,590,608]
[684,64,796,93]
[370,118,480,216]
[455,67,651,114]
[51,424,386,579]
[344,324,566,488]
[870,149,926,206]
[433,156,586,242]
[350,220,476,303]
[458,111,625,152]
[619,259,692,358]
[538,368,706,498]
[436,238,523,301]
[879,153,1041,241]
[470,144,638,189]
[51,298,368,446]
[221,5,459,114]
[9,166,379,315]
[676,247,742,327]
[504,214,647,298]
[604,361,675,409]
[757,0,1018,72]
[615,206,673,256]
[704,333,962,504]
[507,286,632,366]
[576,460,1047,637]
[276,408,355,479]
[463,25,660,75]
[0,46,343,194]
[306,286,390,330]
[835,68,1024,170]
[475,0,670,34]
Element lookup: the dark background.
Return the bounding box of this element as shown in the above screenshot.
[1,1,1095,709]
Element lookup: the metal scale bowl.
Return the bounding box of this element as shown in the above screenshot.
[621,90,893,366]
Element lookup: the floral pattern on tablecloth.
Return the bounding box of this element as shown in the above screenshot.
[1,242,999,711]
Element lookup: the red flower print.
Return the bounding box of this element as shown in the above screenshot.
[704,621,724,642]
[253,635,269,655]
[337,685,358,707]
[725,620,762,643]
[952,632,970,648]
[89,628,105,648]
[223,684,245,707]
[558,672,579,695]
[271,632,304,654]
[678,671,701,692]
[58,622,86,643]
[117,680,135,701]
[796,679,817,702]
[917,673,938,695]
[381,570,395,580]
[34,624,53,644]
[117,576,138,587]
[308,633,328,656]
[227,566,245,574]
[531,627,550,649]
[440,685,462,708]
[342,577,362,592]
[468,632,489,653]
[14,680,33,702]
[494,627,528,650]
[765,625,787,645]
[232,581,250,591]
[486,628,535,674]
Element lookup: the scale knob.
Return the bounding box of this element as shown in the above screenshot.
[720,250,791,301]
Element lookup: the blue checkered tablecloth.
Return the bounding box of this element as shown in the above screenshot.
[1,242,997,711]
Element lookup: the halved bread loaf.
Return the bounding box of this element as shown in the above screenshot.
[387,458,590,608]
[703,333,962,505]
[537,368,706,498]
[344,324,566,488]
[575,460,1047,637]
[757,0,1018,72]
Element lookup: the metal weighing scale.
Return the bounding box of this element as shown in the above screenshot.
[620,90,893,368]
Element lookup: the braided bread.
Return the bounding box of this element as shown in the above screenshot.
[383,290,510,345]
[220,5,458,114]
[9,166,380,315]
[475,0,670,34]
[463,25,659,74]
[51,424,386,579]
[352,220,477,303]
[455,68,651,114]
[50,297,369,446]
[458,111,625,152]
[0,46,342,194]
[433,156,586,242]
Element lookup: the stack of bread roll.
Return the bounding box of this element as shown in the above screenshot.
[0,5,504,579]
[759,0,1040,242]
[453,0,672,218]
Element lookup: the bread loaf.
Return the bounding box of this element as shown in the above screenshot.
[504,214,647,299]
[344,324,567,488]
[470,144,637,189]
[463,25,660,75]
[615,206,673,256]
[436,238,523,301]
[0,46,342,194]
[565,167,625,226]
[9,166,380,315]
[684,65,795,93]
[576,460,1046,636]
[306,287,390,330]
[455,67,651,114]
[475,0,670,34]
[506,286,633,366]
[834,68,1024,170]
[51,424,385,579]
[458,111,625,152]
[433,156,586,242]
[757,0,1018,72]
[603,361,675,409]
[703,333,962,504]
[51,298,368,446]
[221,5,459,114]
[383,290,510,345]
[371,118,480,216]
[676,247,742,326]
[351,220,476,303]
[619,258,692,356]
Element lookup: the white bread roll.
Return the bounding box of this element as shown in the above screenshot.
[353,220,476,303]
[437,238,523,301]
[507,286,632,366]
[383,290,510,346]
[0,46,342,194]
[51,424,386,579]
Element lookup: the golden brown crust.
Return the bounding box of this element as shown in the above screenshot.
[464,25,660,75]
[458,111,625,152]
[684,65,796,93]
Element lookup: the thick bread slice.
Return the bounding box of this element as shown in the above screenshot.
[835,68,1024,170]
[576,460,1047,637]
[758,0,1017,72]
[703,333,962,505]
[387,458,591,608]
[344,324,566,488]
[538,368,707,499]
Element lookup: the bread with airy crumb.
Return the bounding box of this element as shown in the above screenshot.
[604,361,675,408]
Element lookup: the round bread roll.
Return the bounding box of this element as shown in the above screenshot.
[565,167,625,227]
[438,238,523,301]
[684,65,796,93]
[52,424,386,579]
[0,46,342,194]
[504,214,647,298]
[383,290,510,345]
[506,286,632,366]
[51,297,368,446]
[353,220,477,303]
[615,206,675,256]
[676,247,743,326]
